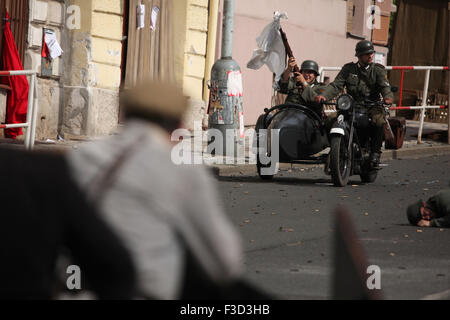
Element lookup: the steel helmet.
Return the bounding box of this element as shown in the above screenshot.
[300,60,320,76]
[355,40,375,57]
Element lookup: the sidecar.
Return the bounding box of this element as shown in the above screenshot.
[255,103,330,180]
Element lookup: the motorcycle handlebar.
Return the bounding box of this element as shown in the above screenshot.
[319,99,392,108]
[320,101,336,106]
[362,100,393,107]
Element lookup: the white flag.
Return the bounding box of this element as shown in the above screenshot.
[247,12,288,85]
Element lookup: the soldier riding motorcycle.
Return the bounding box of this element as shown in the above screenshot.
[315,40,394,172]
[322,95,392,186]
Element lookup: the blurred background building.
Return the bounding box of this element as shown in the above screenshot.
[388,0,449,123]
[0,0,447,141]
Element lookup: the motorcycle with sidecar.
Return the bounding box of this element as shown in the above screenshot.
[255,95,392,186]
[255,103,330,180]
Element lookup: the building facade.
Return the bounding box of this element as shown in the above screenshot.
[0,0,219,141]
[0,0,396,140]
[229,0,396,125]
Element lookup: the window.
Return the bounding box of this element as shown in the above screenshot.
[123,0,174,88]
[347,0,395,44]
[346,0,354,35]
[372,0,394,46]
[346,0,367,39]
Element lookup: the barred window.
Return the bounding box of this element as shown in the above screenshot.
[0,0,29,65]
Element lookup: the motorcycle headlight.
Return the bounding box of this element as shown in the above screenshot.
[337,95,353,111]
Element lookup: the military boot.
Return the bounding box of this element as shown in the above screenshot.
[370,152,381,169]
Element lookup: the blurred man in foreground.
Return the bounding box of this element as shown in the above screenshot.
[67,80,267,299]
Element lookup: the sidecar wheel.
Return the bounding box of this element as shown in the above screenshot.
[256,136,274,181]
[330,135,352,187]
[257,160,274,180]
[256,118,274,181]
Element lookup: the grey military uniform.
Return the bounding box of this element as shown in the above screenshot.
[322,62,393,102]
[278,77,327,115]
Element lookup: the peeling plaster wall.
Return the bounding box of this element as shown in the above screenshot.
[181,0,210,130]
[25,0,211,138]
[60,0,123,138]
[60,0,93,138]
[25,0,66,140]
[24,0,123,140]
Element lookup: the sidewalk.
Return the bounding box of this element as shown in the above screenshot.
[206,120,450,176]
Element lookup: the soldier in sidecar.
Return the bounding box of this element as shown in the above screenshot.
[255,59,333,180]
[279,58,327,115]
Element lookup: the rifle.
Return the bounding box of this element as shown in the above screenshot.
[280,27,302,86]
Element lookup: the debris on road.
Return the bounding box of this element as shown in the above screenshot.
[286,241,302,247]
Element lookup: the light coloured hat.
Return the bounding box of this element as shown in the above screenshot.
[121,79,189,120]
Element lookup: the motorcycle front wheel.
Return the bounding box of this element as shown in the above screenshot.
[330,135,352,187]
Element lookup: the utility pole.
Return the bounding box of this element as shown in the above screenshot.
[207,0,244,156]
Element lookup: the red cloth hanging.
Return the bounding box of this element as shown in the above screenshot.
[41,35,49,58]
[0,12,29,139]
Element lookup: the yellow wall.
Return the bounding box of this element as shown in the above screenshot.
[67,0,123,89]
[204,0,219,102]
[69,0,216,96]
[69,0,92,33]
[90,0,124,89]
[182,0,210,101]
[173,0,188,86]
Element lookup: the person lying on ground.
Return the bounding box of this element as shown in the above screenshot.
[407,188,450,228]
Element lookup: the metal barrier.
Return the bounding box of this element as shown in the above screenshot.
[319,66,449,144]
[0,70,38,150]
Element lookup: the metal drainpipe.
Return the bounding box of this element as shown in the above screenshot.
[221,0,234,59]
[207,0,244,157]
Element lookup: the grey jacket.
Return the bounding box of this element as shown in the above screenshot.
[428,189,450,228]
[67,120,243,299]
